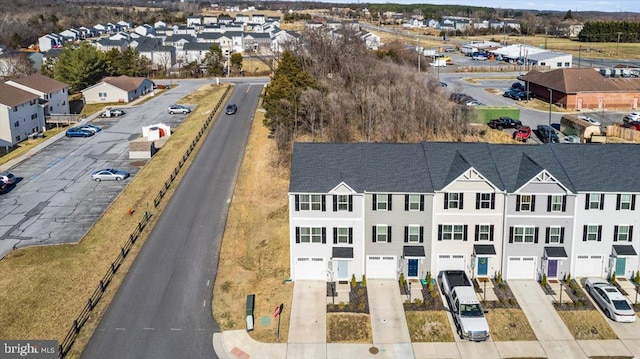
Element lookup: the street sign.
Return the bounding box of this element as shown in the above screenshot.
[274,306,280,318]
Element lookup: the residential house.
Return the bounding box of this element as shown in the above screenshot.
[154,21,168,30]
[235,14,250,24]
[81,75,154,104]
[134,24,155,37]
[5,73,69,116]
[526,51,572,69]
[182,43,213,64]
[38,33,63,52]
[197,32,233,53]
[172,25,197,36]
[187,16,202,27]
[243,32,271,52]
[0,83,44,147]
[59,29,80,41]
[247,23,264,33]
[288,142,640,283]
[77,26,97,39]
[271,29,298,53]
[164,34,196,52]
[358,31,381,50]
[203,16,218,25]
[93,38,129,53]
[252,14,265,24]
[109,32,132,42]
[218,16,234,25]
[117,21,131,31]
[135,38,175,71]
[473,20,489,30]
[426,19,439,28]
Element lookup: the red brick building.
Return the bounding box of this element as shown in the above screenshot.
[521,68,640,110]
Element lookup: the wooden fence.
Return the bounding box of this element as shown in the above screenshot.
[606,125,640,142]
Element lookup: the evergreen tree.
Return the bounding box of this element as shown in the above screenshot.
[563,10,573,20]
[53,42,106,93]
[203,44,224,76]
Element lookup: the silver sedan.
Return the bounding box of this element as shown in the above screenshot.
[585,278,636,323]
[90,168,130,182]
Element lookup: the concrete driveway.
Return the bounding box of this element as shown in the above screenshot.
[509,280,587,358]
[288,281,326,344]
[367,279,412,357]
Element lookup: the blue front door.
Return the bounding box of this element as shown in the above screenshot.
[548,259,558,278]
[337,260,348,279]
[477,257,488,276]
[408,259,418,277]
[615,258,626,277]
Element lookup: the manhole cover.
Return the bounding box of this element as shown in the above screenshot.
[369,347,379,354]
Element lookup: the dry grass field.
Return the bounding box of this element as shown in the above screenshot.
[0,83,230,358]
[327,313,372,343]
[405,311,455,342]
[212,108,293,343]
[557,311,618,340]
[485,308,537,341]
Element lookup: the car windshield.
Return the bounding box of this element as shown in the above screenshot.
[460,303,483,317]
[612,300,632,311]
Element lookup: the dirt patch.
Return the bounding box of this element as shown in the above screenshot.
[327,313,372,343]
[485,308,537,341]
[405,311,454,342]
[557,311,617,340]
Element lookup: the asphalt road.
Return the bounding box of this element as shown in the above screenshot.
[81,82,265,359]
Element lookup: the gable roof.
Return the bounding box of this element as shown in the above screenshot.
[183,43,214,51]
[522,68,640,93]
[101,75,148,92]
[0,83,39,107]
[6,73,68,93]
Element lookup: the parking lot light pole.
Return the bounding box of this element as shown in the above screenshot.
[548,89,553,127]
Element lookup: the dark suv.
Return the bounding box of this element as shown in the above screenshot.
[488,117,522,130]
[537,125,559,143]
[225,103,238,115]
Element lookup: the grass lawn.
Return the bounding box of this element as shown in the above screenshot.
[557,310,618,340]
[327,313,372,343]
[212,106,293,343]
[405,311,454,342]
[485,308,537,341]
[0,127,65,165]
[0,83,230,358]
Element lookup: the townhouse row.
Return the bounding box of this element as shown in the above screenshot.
[288,142,640,283]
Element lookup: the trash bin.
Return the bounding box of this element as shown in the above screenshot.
[245,294,255,332]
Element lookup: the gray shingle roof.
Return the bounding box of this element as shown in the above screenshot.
[474,245,496,255]
[332,247,353,258]
[544,246,568,258]
[290,142,640,194]
[403,246,425,257]
[183,43,214,51]
[613,245,637,256]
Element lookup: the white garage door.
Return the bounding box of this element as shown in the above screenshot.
[574,255,603,277]
[366,256,397,279]
[294,257,326,280]
[436,254,466,274]
[506,256,537,280]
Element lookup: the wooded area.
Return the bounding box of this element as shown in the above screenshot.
[263,29,475,166]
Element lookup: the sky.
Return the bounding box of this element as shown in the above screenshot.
[322,0,639,13]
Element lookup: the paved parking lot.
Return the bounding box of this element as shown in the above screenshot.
[0,80,208,258]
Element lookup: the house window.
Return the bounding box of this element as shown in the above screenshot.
[298,227,323,243]
[336,227,349,244]
[513,226,536,243]
[373,225,391,243]
[587,193,603,210]
[556,62,562,67]
[406,225,421,243]
[297,194,324,211]
[584,225,600,241]
[374,194,392,211]
[476,193,494,209]
[407,194,421,211]
[564,62,570,67]
[517,195,534,212]
[445,193,463,209]
[476,225,491,241]
[549,195,564,212]
[15,135,20,142]
[547,227,562,243]
[14,121,19,128]
[614,225,632,242]
[617,194,634,210]
[440,224,466,241]
[336,195,349,211]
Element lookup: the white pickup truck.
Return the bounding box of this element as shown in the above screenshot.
[438,270,490,341]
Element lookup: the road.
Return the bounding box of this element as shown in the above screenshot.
[81,81,265,359]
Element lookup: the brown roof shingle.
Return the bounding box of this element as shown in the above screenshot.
[9,73,68,93]
[0,83,40,107]
[102,75,147,92]
[522,68,640,93]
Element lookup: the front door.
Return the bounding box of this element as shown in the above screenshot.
[337,260,348,280]
[408,259,418,277]
[615,258,626,277]
[477,257,488,276]
[547,259,558,278]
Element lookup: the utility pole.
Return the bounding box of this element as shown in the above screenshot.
[544,27,548,50]
[417,36,420,72]
[616,32,622,56]
[578,45,581,68]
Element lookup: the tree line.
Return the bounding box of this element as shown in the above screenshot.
[263,28,474,166]
[578,21,640,43]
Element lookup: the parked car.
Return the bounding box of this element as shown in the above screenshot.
[511,82,525,91]
[472,53,488,61]
[488,117,522,130]
[465,100,484,106]
[83,124,102,132]
[564,135,581,143]
[513,126,532,142]
[503,89,521,99]
[621,121,640,131]
[77,124,99,134]
[90,168,130,182]
[436,55,452,62]
[99,109,125,118]
[0,181,7,194]
[450,93,473,105]
[225,103,238,115]
[623,112,640,123]
[577,116,601,126]
[168,104,191,114]
[585,278,636,323]
[537,125,559,143]
[0,172,16,185]
[66,127,93,137]
[514,91,534,101]
[440,81,448,87]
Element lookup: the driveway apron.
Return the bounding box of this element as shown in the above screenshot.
[288,281,326,344]
[367,279,412,344]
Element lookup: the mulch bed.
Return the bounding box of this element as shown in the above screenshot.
[553,279,595,311]
[481,279,520,309]
[404,281,446,311]
[327,283,370,314]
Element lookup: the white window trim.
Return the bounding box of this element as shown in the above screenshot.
[337,194,349,211]
[514,226,535,243]
[376,225,389,243]
[588,193,601,209]
[478,224,490,241]
[620,194,632,210]
[442,224,464,241]
[408,194,420,211]
[408,225,420,243]
[376,195,388,211]
[479,193,491,209]
[548,226,561,243]
[520,195,532,212]
[551,195,563,212]
[337,227,349,243]
[586,225,599,241]
[617,225,630,242]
